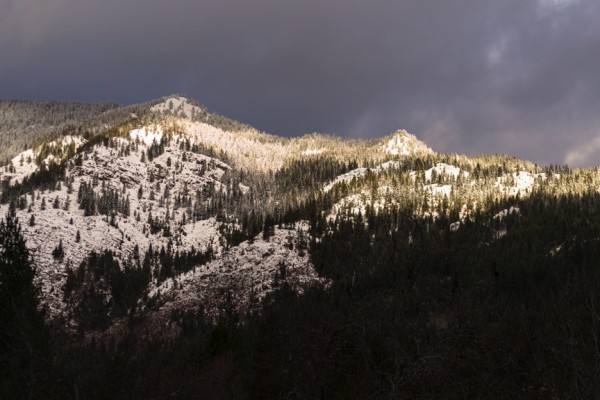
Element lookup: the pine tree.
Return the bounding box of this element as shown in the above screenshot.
[263,215,275,241]
[52,239,64,260]
[0,208,51,399]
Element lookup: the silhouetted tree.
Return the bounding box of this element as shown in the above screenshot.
[0,208,51,399]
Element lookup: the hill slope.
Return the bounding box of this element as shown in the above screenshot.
[3,95,600,398]
[1,94,599,331]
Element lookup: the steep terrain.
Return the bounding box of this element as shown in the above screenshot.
[4,95,600,398]
[2,94,600,331]
[0,99,118,164]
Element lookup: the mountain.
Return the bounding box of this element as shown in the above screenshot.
[1,96,436,328]
[2,95,600,398]
[0,99,117,164]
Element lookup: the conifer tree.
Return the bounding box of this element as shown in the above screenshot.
[0,207,51,399]
[52,239,64,260]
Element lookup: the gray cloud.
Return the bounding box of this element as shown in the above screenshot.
[1,0,599,166]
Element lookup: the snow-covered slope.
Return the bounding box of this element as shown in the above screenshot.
[495,171,546,196]
[3,127,231,318]
[0,120,332,325]
[382,130,433,156]
[0,135,85,186]
[324,161,399,192]
[146,223,326,325]
[151,96,204,120]
[2,99,595,334]
[424,163,467,181]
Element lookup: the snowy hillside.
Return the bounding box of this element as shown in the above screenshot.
[382,129,433,156]
[145,223,326,328]
[151,96,204,120]
[0,135,85,186]
[2,126,233,318]
[3,96,600,336]
[0,119,330,326]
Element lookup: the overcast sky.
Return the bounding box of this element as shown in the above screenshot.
[1,0,599,166]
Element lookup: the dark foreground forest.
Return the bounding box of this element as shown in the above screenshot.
[3,190,600,399]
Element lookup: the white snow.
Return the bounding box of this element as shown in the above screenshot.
[146,222,327,321]
[151,96,203,120]
[301,148,326,156]
[324,168,370,192]
[425,184,452,196]
[238,183,250,194]
[384,133,411,156]
[324,161,400,192]
[0,149,37,186]
[549,244,563,256]
[6,115,578,330]
[328,183,402,219]
[0,136,87,186]
[383,130,432,156]
[493,206,520,220]
[0,129,240,319]
[129,126,164,146]
[329,193,371,217]
[409,163,468,183]
[0,125,334,323]
[424,163,467,181]
[495,171,545,196]
[58,135,86,147]
[177,119,288,172]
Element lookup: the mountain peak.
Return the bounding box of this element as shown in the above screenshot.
[382,129,433,156]
[150,96,203,120]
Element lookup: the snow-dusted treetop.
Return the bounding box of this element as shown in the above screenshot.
[383,130,433,156]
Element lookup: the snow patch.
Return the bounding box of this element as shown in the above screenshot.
[425,184,452,196]
[384,133,411,156]
[151,96,203,120]
[0,136,87,186]
[324,161,400,192]
[493,206,520,220]
[301,148,326,156]
[383,130,432,156]
[129,126,163,146]
[425,163,467,181]
[0,131,243,319]
[147,223,327,320]
[495,171,545,196]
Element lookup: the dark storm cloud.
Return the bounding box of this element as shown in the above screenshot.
[1,0,600,166]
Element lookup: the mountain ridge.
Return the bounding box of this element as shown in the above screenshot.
[0,93,596,334]
[4,94,600,398]
[2,94,555,177]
